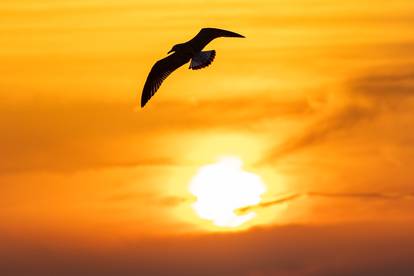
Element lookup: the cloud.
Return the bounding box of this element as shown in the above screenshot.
[0,96,309,173]
[260,104,374,164]
[107,189,414,215]
[261,65,414,164]
[307,191,414,200]
[349,66,414,107]
[237,193,302,213]
[238,191,414,214]
[106,192,190,207]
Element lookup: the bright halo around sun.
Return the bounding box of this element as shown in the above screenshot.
[189,157,266,228]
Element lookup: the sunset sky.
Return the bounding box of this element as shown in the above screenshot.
[1,0,414,275]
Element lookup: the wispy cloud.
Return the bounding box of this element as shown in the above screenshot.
[261,64,414,164]
[260,104,374,164]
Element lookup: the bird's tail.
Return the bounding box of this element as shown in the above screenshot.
[189,50,216,70]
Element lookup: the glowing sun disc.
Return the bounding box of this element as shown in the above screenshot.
[189,157,266,228]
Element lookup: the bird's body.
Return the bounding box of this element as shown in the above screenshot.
[140,28,245,107]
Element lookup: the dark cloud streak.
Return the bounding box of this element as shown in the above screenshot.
[238,191,414,214]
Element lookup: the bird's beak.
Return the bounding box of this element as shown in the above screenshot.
[167,50,173,54]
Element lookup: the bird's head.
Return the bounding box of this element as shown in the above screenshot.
[167,44,179,54]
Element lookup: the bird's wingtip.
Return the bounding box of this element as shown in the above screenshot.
[231,32,245,38]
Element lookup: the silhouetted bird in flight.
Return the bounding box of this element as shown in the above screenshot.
[140,28,245,107]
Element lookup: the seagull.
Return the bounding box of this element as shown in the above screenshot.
[140,28,245,107]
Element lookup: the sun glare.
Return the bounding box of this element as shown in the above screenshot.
[189,157,266,228]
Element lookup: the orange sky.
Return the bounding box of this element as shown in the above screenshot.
[1,0,414,275]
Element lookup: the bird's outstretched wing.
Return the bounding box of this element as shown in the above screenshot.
[189,28,245,51]
[141,53,188,107]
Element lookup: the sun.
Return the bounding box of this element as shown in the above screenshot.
[189,157,266,228]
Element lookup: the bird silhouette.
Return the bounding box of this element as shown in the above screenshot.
[140,28,245,107]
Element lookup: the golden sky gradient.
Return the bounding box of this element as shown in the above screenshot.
[1,0,414,275]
